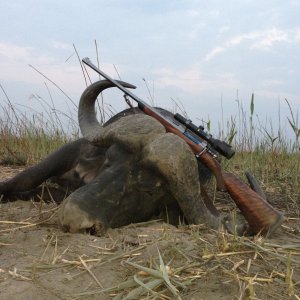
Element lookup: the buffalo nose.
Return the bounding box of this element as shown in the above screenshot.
[58,197,106,235]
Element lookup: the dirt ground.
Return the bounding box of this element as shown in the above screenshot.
[0,167,300,300]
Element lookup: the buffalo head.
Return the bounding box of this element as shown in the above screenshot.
[58,80,221,234]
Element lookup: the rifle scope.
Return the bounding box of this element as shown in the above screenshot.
[174,113,235,159]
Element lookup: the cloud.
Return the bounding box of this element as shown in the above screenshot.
[0,42,32,61]
[208,10,220,17]
[0,40,128,108]
[262,79,284,87]
[186,9,200,18]
[154,66,239,94]
[0,41,82,108]
[251,28,288,50]
[0,41,63,87]
[296,28,300,40]
[0,41,56,65]
[205,28,298,61]
[218,25,230,33]
[204,46,225,61]
[255,89,299,105]
[52,41,72,50]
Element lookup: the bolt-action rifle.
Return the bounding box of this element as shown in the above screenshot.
[82,57,284,236]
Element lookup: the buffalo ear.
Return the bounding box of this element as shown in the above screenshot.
[142,133,221,229]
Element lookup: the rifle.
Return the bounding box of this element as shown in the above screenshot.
[82,57,284,236]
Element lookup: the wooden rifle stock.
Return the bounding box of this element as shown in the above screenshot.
[142,106,285,235]
[82,57,285,235]
[222,172,285,235]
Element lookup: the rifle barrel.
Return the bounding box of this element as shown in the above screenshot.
[83,58,148,108]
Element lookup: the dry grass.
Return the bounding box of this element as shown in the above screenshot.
[0,199,299,299]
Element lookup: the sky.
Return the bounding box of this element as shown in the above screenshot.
[0,0,299,139]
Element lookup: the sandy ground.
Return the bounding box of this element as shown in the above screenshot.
[0,167,300,300]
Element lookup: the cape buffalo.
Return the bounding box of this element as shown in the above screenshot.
[0,80,267,235]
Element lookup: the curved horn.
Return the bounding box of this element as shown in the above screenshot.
[78,79,136,140]
[142,133,223,229]
[245,171,267,200]
[78,80,165,151]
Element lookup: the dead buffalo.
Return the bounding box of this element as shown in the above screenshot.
[0,80,264,235]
